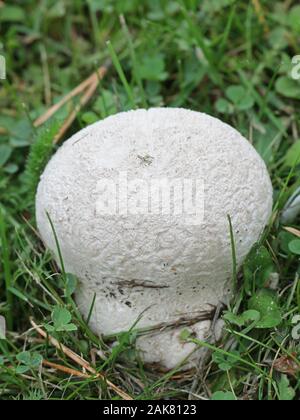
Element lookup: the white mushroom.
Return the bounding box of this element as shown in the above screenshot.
[36,108,273,370]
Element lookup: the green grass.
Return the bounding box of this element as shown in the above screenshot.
[0,0,300,400]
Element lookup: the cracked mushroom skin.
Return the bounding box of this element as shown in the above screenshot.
[36,108,273,370]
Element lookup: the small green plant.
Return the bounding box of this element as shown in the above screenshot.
[277,375,296,401]
[23,121,61,206]
[248,289,282,329]
[243,245,275,291]
[289,239,300,255]
[223,309,260,328]
[45,306,77,333]
[212,350,241,371]
[16,351,43,374]
[216,85,254,114]
[211,391,236,401]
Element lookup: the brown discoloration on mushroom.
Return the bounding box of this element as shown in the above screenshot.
[116,279,169,289]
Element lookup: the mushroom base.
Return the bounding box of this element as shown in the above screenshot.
[136,319,225,370]
[75,285,226,370]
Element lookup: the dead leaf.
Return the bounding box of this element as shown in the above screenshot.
[273,353,300,378]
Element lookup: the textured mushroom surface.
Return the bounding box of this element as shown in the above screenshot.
[36,108,273,369]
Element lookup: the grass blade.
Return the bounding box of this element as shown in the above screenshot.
[0,208,13,330]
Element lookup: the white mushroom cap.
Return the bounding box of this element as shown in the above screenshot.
[36,108,273,370]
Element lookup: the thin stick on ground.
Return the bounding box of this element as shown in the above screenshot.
[53,77,99,144]
[42,360,91,379]
[33,64,109,129]
[30,318,133,400]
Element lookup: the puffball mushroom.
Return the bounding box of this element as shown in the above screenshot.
[36,108,273,370]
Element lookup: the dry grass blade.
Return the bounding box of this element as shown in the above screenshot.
[40,44,52,107]
[284,227,300,238]
[33,65,108,128]
[0,127,8,135]
[251,0,269,33]
[53,77,99,144]
[30,318,133,400]
[42,360,91,378]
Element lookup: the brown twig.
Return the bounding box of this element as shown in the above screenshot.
[42,360,91,378]
[53,77,98,144]
[33,65,108,129]
[30,318,133,400]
